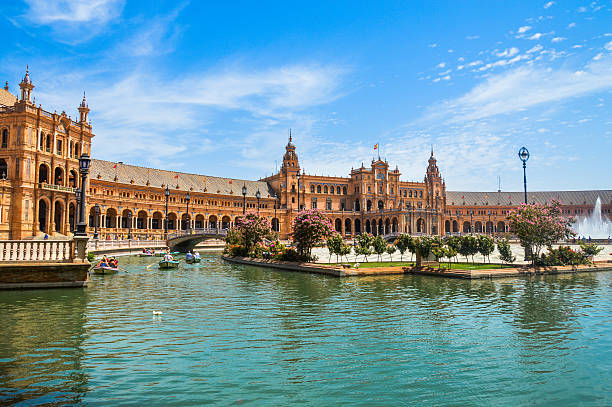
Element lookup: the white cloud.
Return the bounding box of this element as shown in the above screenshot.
[466,35,479,40]
[424,53,612,123]
[436,62,446,69]
[543,1,555,9]
[441,75,451,81]
[605,41,612,51]
[567,22,576,28]
[518,25,532,34]
[496,47,520,58]
[551,37,566,43]
[429,43,438,48]
[593,53,604,61]
[577,6,587,12]
[528,33,543,40]
[24,0,124,24]
[467,60,483,67]
[527,45,544,53]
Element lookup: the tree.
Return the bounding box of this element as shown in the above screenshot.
[395,234,412,261]
[339,241,353,263]
[579,241,603,258]
[458,235,479,263]
[372,235,387,262]
[414,236,434,266]
[445,235,461,263]
[477,234,495,263]
[386,244,397,261]
[234,213,272,255]
[445,246,457,269]
[508,200,574,265]
[355,233,374,262]
[497,238,516,264]
[326,233,344,263]
[291,209,334,259]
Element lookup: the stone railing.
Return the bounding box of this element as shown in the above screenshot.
[168,228,228,239]
[87,239,166,250]
[0,240,75,262]
[39,183,77,193]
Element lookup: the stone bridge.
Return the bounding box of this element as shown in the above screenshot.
[167,228,228,253]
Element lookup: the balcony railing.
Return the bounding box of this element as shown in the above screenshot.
[39,183,77,193]
[0,240,75,262]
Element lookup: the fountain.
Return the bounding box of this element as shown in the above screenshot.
[572,197,612,239]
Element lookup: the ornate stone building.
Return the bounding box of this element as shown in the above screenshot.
[0,68,610,241]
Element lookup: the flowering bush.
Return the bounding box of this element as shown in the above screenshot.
[291,209,333,258]
[538,246,589,266]
[508,200,574,265]
[233,213,273,254]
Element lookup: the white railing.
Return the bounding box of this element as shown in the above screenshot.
[168,228,228,239]
[87,239,166,250]
[0,240,75,262]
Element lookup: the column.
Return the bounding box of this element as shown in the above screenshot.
[49,198,55,235]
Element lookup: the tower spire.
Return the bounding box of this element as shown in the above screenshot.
[19,65,34,103]
[289,128,292,143]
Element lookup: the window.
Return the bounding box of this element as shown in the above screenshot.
[56,140,62,155]
[409,190,412,197]
[324,186,328,194]
[317,185,321,193]
[39,132,44,150]
[326,198,332,210]
[330,186,334,194]
[1,129,7,148]
[311,198,317,209]
[24,200,29,221]
[337,186,341,194]
[390,186,394,194]
[15,158,20,178]
[419,191,423,198]
[310,185,314,193]
[26,159,30,180]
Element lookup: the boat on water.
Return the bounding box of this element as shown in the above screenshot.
[186,257,201,264]
[155,251,180,257]
[139,252,155,257]
[159,260,180,269]
[92,266,120,275]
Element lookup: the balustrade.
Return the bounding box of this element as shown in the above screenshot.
[0,240,75,262]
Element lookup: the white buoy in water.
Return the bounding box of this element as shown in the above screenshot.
[152,311,162,315]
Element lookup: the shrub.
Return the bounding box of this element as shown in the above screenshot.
[275,248,311,262]
[579,242,603,257]
[372,235,387,262]
[326,233,344,263]
[292,209,333,257]
[229,245,249,257]
[233,213,272,254]
[395,234,412,261]
[87,252,95,262]
[355,233,374,262]
[477,235,495,263]
[497,238,515,264]
[538,246,589,266]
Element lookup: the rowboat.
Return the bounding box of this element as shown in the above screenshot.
[139,252,155,257]
[155,251,180,257]
[186,257,201,264]
[159,260,180,269]
[92,266,120,275]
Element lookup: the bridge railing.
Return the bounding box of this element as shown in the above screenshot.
[0,240,76,262]
[168,228,229,240]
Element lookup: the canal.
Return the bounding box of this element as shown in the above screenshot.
[1,252,611,406]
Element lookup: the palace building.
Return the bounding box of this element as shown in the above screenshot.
[1,68,611,241]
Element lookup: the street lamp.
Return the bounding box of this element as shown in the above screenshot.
[296,170,301,211]
[470,210,474,234]
[94,203,100,239]
[518,146,530,204]
[273,193,278,237]
[164,186,170,238]
[185,192,191,232]
[127,211,133,240]
[75,187,81,232]
[488,210,492,235]
[242,184,247,215]
[75,154,90,236]
[408,203,412,234]
[256,189,261,215]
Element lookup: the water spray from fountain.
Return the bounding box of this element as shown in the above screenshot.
[572,197,612,239]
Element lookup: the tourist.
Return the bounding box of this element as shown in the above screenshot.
[98,256,109,268]
[164,251,174,261]
[186,251,194,261]
[194,251,201,260]
[110,257,118,268]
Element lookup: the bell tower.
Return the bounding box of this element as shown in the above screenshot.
[424,148,446,234]
[78,92,90,123]
[280,130,301,211]
[19,66,34,103]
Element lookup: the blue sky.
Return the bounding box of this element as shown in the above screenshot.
[1,0,611,191]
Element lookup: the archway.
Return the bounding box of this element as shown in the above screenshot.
[367,200,372,211]
[445,220,451,234]
[335,218,342,233]
[54,201,63,233]
[463,221,471,233]
[372,219,377,235]
[354,218,361,234]
[38,164,49,183]
[54,167,64,186]
[475,221,483,234]
[0,158,7,179]
[221,215,231,229]
[68,170,78,188]
[152,211,163,229]
[181,213,190,230]
[384,218,390,234]
[452,220,458,233]
[392,217,398,233]
[345,218,351,235]
[416,218,425,233]
[121,209,133,229]
[486,221,494,234]
[209,215,218,229]
[271,217,280,232]
[195,214,205,229]
[105,208,117,228]
[378,200,384,211]
[497,221,506,233]
[38,199,48,232]
[68,202,76,232]
[365,220,371,234]
[167,212,177,230]
[137,210,147,229]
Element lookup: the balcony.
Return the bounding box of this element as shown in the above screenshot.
[38,183,77,193]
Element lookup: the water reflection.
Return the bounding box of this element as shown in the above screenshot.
[0,288,89,405]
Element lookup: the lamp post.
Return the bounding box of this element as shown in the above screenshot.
[256,189,261,215]
[408,203,412,234]
[75,187,81,232]
[296,170,301,211]
[164,186,170,238]
[518,146,531,260]
[242,184,247,215]
[127,211,132,240]
[470,210,474,234]
[185,192,191,232]
[518,147,530,204]
[488,210,492,235]
[75,154,90,236]
[273,193,278,237]
[94,203,100,239]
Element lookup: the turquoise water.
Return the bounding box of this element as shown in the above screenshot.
[1,253,611,406]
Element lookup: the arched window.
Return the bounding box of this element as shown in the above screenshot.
[317,185,321,193]
[74,142,80,157]
[45,135,51,152]
[330,186,334,194]
[336,186,341,194]
[310,185,314,193]
[39,132,44,150]
[1,129,8,148]
[38,164,49,183]
[342,186,346,195]
[409,190,412,197]
[324,186,328,194]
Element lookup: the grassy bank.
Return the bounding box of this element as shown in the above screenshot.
[321,261,514,270]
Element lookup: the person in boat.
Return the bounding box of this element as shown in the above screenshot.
[186,251,194,261]
[163,251,174,261]
[109,257,118,268]
[194,251,201,260]
[142,248,147,254]
[98,256,109,268]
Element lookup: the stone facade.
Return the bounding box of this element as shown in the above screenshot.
[1,69,611,241]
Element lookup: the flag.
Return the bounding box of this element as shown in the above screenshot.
[484,194,488,199]
[113,164,117,169]
[229,180,232,184]
[374,144,378,150]
[174,174,179,179]
[462,195,464,199]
